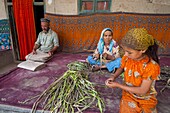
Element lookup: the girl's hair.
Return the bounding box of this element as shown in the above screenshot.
[145,40,159,64]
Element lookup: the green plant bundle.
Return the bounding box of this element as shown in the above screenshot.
[31,61,105,113]
[67,61,89,71]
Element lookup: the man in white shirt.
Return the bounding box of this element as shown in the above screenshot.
[25,18,59,62]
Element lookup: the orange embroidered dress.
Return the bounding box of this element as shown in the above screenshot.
[120,56,160,113]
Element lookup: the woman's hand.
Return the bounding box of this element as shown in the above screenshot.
[93,53,100,60]
[103,53,107,59]
[107,54,115,60]
[102,53,115,60]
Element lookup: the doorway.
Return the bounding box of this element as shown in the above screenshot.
[6,0,44,61]
[33,0,44,38]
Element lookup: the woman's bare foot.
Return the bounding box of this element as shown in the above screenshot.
[92,65,100,72]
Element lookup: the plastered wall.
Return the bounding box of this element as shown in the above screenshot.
[111,0,170,14]
[0,0,7,19]
[45,0,170,15]
[0,0,170,19]
[45,0,77,15]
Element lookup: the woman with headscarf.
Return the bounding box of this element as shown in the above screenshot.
[86,28,122,72]
[105,28,161,113]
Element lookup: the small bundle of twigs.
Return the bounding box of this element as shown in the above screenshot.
[160,66,170,93]
[67,61,89,71]
[30,61,105,113]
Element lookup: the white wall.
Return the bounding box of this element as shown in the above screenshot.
[111,0,170,14]
[1,0,170,18]
[45,0,170,15]
[0,0,7,19]
[45,0,77,15]
[152,0,170,5]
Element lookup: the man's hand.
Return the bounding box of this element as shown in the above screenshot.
[32,44,39,54]
[32,49,37,54]
[48,46,58,56]
[48,51,53,56]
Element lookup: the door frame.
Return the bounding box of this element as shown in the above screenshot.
[4,0,44,61]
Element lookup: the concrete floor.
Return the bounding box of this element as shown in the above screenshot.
[0,50,19,76]
[0,62,18,75]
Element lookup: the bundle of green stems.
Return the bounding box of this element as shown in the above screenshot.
[30,61,105,113]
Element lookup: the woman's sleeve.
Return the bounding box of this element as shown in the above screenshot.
[113,46,121,59]
[111,40,121,59]
[92,48,99,57]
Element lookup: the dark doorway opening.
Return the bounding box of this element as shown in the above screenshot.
[6,1,44,60]
[33,5,44,38]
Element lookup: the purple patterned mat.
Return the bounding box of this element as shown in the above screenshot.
[0,53,169,113]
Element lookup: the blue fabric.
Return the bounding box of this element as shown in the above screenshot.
[0,19,11,51]
[97,28,114,54]
[106,57,122,72]
[87,55,101,65]
[87,55,122,72]
[0,33,11,51]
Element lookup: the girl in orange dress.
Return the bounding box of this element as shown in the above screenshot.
[105,28,160,113]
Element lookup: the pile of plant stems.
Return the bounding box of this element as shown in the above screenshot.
[31,61,105,113]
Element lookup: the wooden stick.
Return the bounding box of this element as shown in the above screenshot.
[83,49,95,53]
